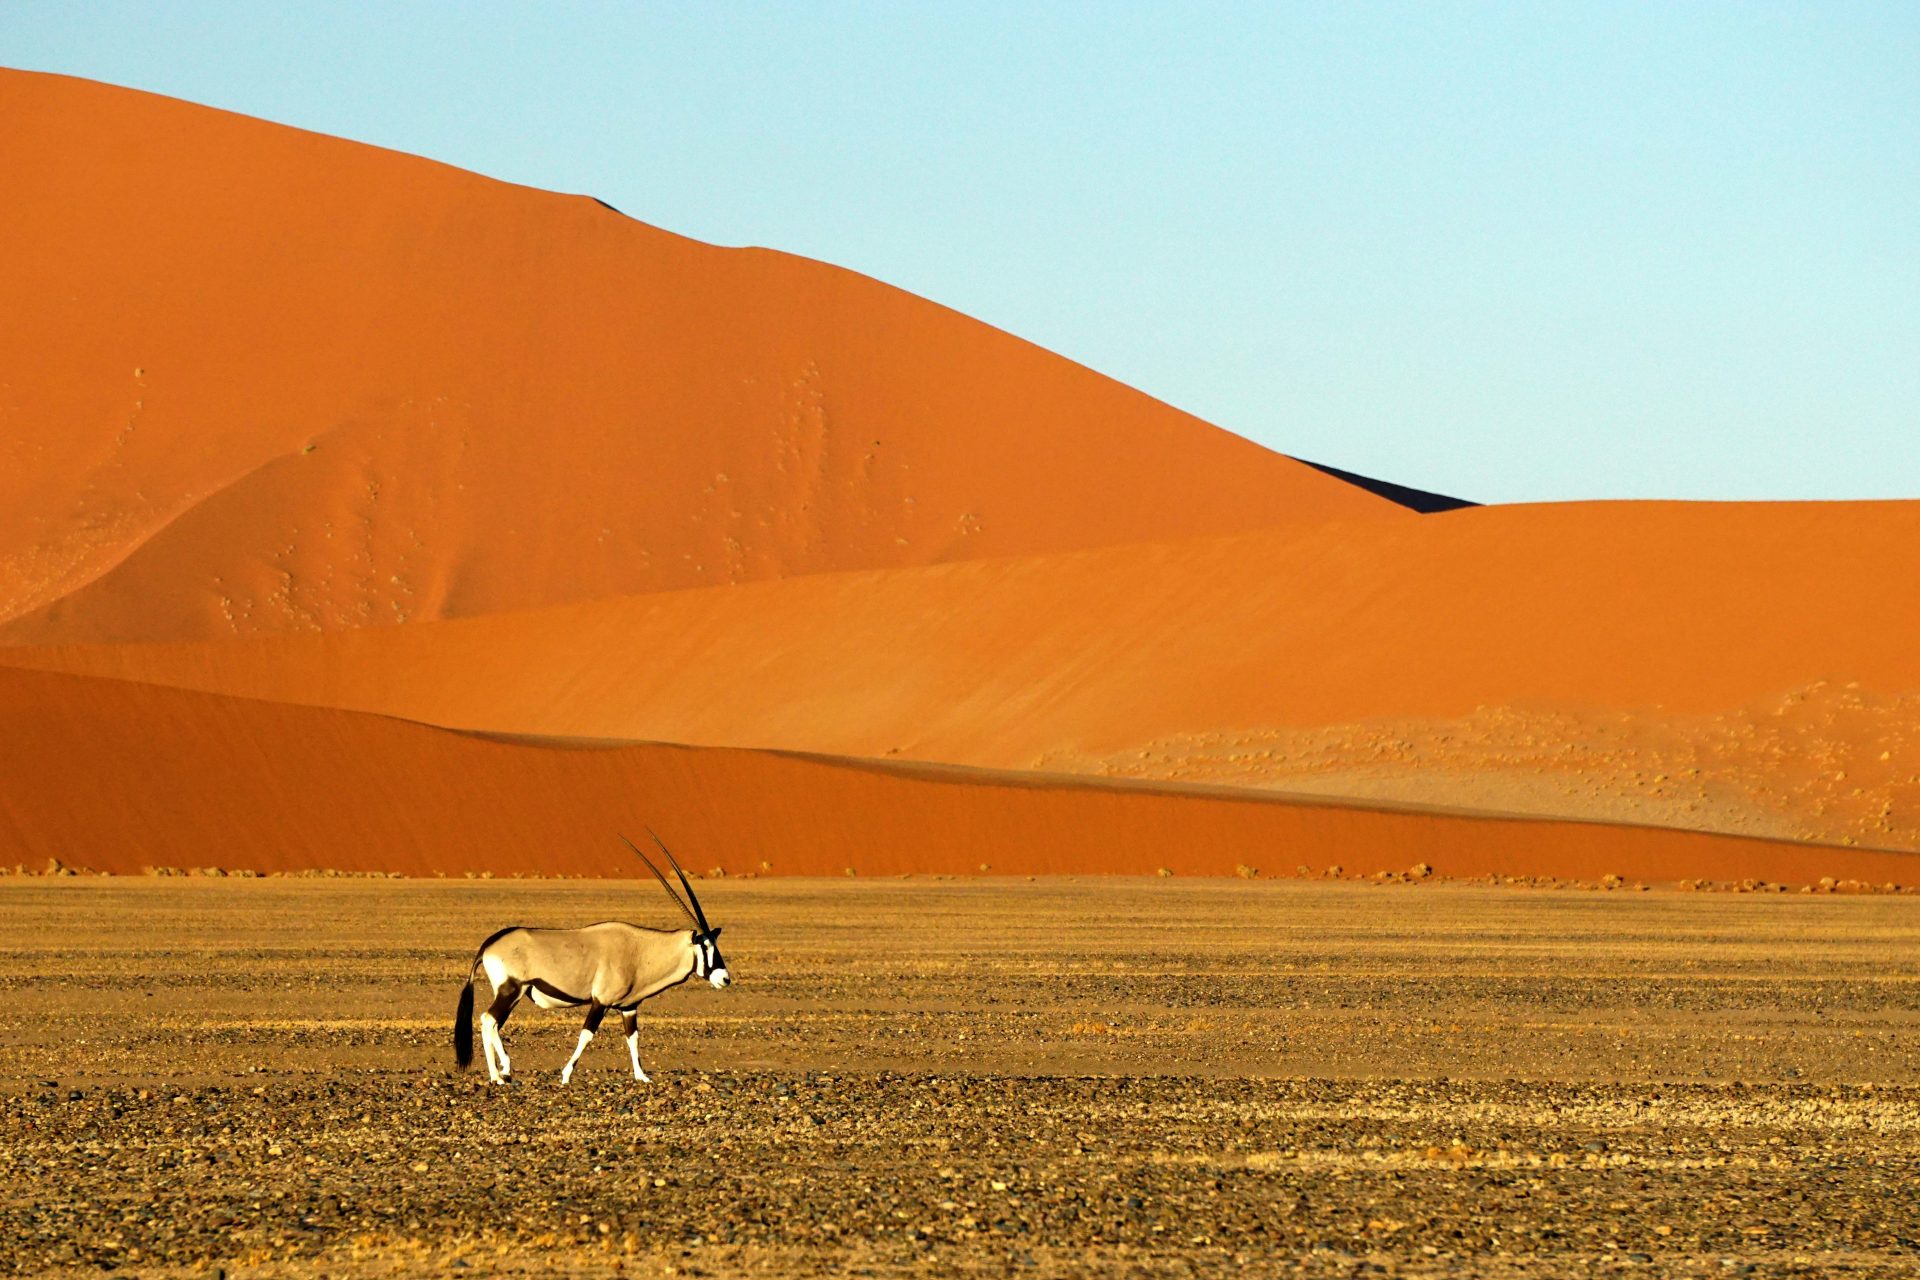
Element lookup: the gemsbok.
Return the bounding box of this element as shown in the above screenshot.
[452,833,731,1085]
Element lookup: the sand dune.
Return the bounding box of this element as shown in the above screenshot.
[9,498,1917,850]
[2,665,1907,886]
[0,69,1399,646]
[5,70,1913,883]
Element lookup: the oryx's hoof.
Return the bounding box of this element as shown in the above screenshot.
[633,1071,652,1084]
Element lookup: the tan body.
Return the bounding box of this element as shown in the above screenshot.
[482,922,699,1010]
[454,920,728,1085]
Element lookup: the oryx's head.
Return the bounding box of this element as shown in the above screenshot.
[690,926,729,988]
[623,830,732,989]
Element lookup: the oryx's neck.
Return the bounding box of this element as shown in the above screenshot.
[635,927,700,998]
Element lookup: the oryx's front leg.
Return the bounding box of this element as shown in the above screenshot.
[621,1009,651,1083]
[481,980,522,1085]
[560,1001,608,1085]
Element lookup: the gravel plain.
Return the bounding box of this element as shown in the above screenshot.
[2,876,1917,1278]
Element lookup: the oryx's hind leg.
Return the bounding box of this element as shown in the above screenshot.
[480,980,522,1085]
[560,1001,608,1086]
[621,1009,651,1083]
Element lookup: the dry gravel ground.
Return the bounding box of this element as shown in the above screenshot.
[2,877,1918,1279]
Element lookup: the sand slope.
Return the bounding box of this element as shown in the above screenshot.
[3,665,1907,886]
[0,69,1398,646]
[10,498,1919,850]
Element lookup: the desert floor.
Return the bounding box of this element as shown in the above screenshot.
[3,877,1918,1278]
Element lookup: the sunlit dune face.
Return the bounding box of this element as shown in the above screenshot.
[0,68,1402,649]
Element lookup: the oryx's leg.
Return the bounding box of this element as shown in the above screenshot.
[621,1009,651,1083]
[480,980,522,1085]
[559,1000,608,1085]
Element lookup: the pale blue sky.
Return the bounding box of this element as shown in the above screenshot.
[5,2,1915,502]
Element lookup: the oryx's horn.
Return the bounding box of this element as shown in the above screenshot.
[620,834,699,928]
[646,826,713,934]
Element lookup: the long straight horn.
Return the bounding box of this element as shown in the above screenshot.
[620,835,699,928]
[646,826,712,933]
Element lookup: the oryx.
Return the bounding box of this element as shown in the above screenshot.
[452,832,730,1085]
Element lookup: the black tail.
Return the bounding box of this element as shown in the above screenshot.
[454,978,476,1070]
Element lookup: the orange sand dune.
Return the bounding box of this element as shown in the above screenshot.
[1,665,1908,887]
[0,69,1399,646]
[11,498,1916,749]
[8,70,1913,881]
[9,499,1919,853]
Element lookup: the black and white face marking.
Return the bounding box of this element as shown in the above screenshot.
[693,928,731,989]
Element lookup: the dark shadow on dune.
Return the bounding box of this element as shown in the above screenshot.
[1292,458,1477,513]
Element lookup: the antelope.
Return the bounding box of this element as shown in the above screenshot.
[452,832,731,1085]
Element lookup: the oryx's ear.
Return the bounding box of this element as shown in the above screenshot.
[709,927,723,940]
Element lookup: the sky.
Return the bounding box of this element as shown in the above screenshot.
[5,2,1916,503]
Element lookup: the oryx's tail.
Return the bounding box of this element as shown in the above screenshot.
[453,975,477,1070]
[454,927,517,1071]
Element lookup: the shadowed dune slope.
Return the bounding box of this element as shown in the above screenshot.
[0,69,1399,646]
[11,499,1917,755]
[1,666,1907,886]
[1294,459,1476,513]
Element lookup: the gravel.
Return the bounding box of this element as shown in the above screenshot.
[2,877,1917,1277]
